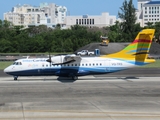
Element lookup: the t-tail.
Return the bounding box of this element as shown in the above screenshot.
[102,29,155,66]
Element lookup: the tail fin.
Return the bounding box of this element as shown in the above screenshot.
[102,29,155,64]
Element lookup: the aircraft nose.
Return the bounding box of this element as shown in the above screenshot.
[4,67,10,73]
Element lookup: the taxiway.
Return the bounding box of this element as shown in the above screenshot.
[0,75,160,120]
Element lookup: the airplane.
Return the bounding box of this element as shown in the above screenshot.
[4,29,155,81]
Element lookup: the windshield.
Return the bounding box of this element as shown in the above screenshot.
[12,62,22,65]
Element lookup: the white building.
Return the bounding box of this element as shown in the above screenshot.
[137,0,160,27]
[4,3,67,28]
[65,12,116,29]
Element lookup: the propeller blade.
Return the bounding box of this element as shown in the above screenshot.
[46,52,52,67]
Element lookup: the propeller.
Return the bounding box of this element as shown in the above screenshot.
[46,52,52,67]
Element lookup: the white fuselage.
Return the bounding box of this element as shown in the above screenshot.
[4,57,136,77]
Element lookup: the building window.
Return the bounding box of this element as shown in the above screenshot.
[90,19,92,24]
[79,19,81,24]
[87,19,89,24]
[110,19,113,24]
[145,7,147,10]
[92,19,94,24]
[85,19,86,24]
[82,19,84,24]
[76,19,78,24]
[47,18,51,23]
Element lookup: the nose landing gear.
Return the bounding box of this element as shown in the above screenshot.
[13,76,18,81]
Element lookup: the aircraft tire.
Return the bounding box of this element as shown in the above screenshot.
[14,76,18,81]
[72,76,78,80]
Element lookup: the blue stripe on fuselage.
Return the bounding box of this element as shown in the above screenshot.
[6,66,127,77]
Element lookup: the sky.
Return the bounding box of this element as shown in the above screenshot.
[0,0,138,20]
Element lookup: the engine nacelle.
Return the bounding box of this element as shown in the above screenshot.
[51,54,76,64]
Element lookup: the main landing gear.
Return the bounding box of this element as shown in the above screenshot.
[13,76,18,81]
[69,73,78,80]
[71,76,78,80]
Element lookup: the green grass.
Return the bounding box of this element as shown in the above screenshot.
[140,59,160,68]
[0,61,13,70]
[0,60,160,70]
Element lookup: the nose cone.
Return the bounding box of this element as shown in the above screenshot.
[4,68,8,73]
[4,67,10,74]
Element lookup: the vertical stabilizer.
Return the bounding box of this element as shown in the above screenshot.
[102,29,155,64]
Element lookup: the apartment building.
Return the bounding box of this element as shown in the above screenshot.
[4,3,67,28]
[137,0,160,27]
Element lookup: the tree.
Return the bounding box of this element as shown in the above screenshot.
[118,0,137,42]
[108,21,122,42]
[144,22,154,29]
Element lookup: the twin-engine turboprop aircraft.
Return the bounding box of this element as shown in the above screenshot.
[4,29,155,80]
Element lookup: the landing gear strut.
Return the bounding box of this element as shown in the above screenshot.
[13,76,18,81]
[71,76,78,80]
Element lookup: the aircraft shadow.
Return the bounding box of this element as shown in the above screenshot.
[57,77,76,83]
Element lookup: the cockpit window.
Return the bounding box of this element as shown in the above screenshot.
[12,62,16,65]
[13,62,22,65]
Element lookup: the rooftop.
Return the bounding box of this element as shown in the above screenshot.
[146,1,160,4]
